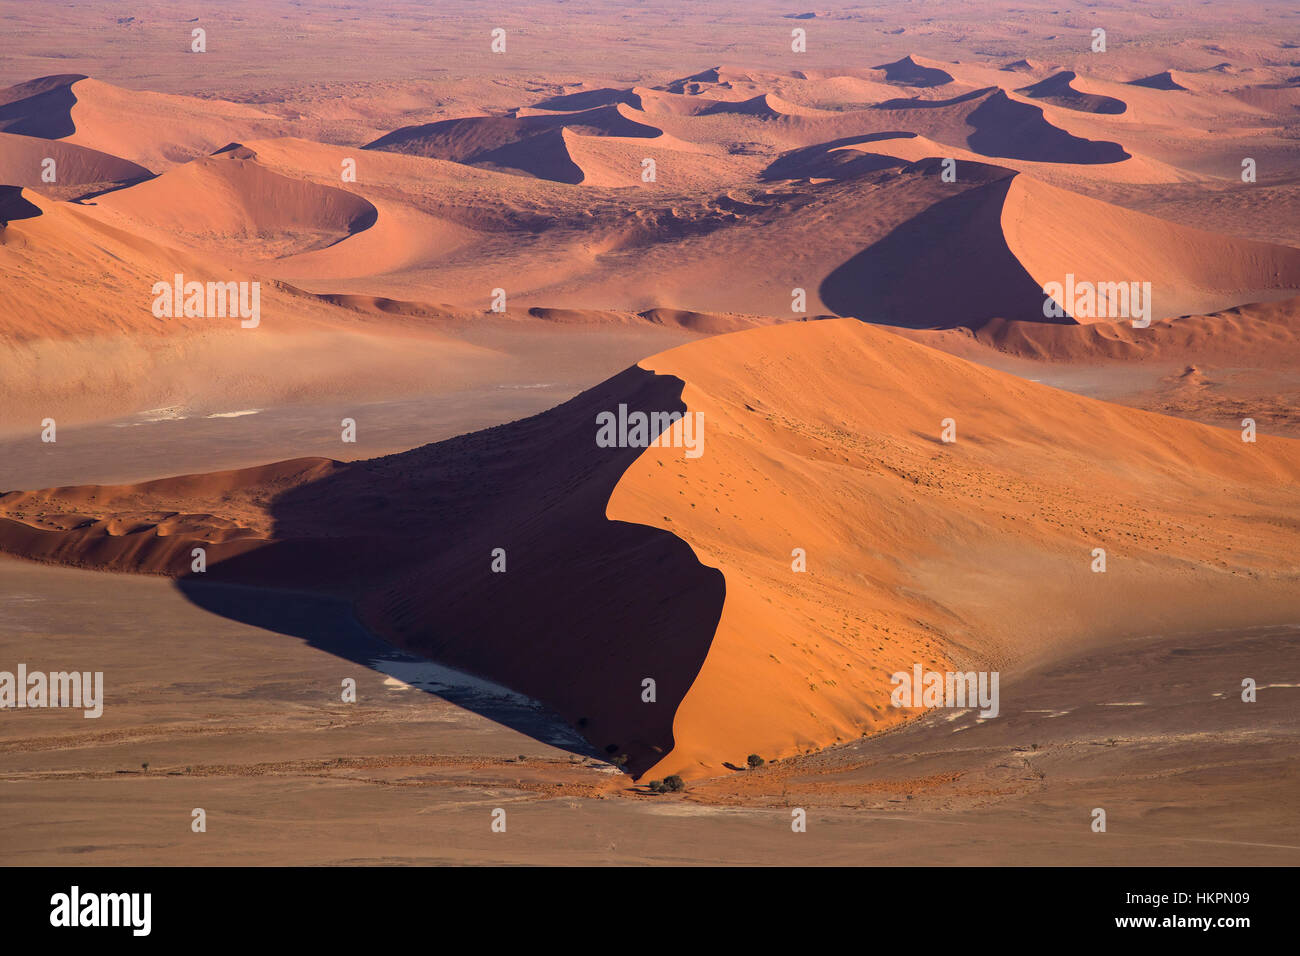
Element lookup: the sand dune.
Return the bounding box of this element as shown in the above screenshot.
[896,295,1300,436]
[870,87,1130,164]
[697,92,826,118]
[3,320,1298,780]
[0,74,84,138]
[1128,71,1191,91]
[364,103,664,182]
[1001,175,1300,321]
[0,74,280,170]
[0,131,150,198]
[1015,71,1128,115]
[619,320,1300,776]
[0,187,502,430]
[874,56,956,88]
[8,61,1292,366]
[0,184,41,224]
[1000,59,1044,74]
[522,306,790,334]
[88,144,378,259]
[949,295,1300,366]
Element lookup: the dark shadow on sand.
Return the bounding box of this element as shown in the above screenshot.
[819,167,1074,328]
[177,366,726,777]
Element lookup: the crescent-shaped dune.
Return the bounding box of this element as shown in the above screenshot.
[89,144,378,258]
[1014,71,1128,115]
[3,320,1298,779]
[364,103,664,174]
[0,75,280,169]
[871,87,1130,164]
[0,132,151,194]
[0,74,85,138]
[874,56,956,88]
[1001,174,1300,321]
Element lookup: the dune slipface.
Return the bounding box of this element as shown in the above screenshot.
[0,368,727,777]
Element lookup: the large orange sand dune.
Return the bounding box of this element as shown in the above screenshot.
[3,319,1298,779]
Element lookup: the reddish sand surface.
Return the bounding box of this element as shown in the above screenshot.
[2,0,1299,865]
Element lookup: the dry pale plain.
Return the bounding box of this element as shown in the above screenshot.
[1,0,1299,864]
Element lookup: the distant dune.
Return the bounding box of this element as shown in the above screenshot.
[90,144,377,257]
[0,74,280,169]
[874,56,955,88]
[5,55,1300,437]
[1001,175,1300,321]
[1015,71,1128,115]
[1127,71,1190,91]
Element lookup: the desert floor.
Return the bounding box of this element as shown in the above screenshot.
[3,556,1296,865]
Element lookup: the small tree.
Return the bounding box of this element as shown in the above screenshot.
[647,779,665,793]
[747,754,765,769]
[663,774,685,793]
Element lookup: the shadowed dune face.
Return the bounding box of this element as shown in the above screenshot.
[965,91,1130,164]
[336,367,726,776]
[760,132,914,180]
[819,167,1061,327]
[530,88,644,111]
[0,185,42,224]
[1015,71,1128,115]
[363,104,663,183]
[0,74,85,138]
[875,56,955,88]
[475,127,586,184]
[0,367,726,778]
[1127,71,1190,91]
[868,87,1129,164]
